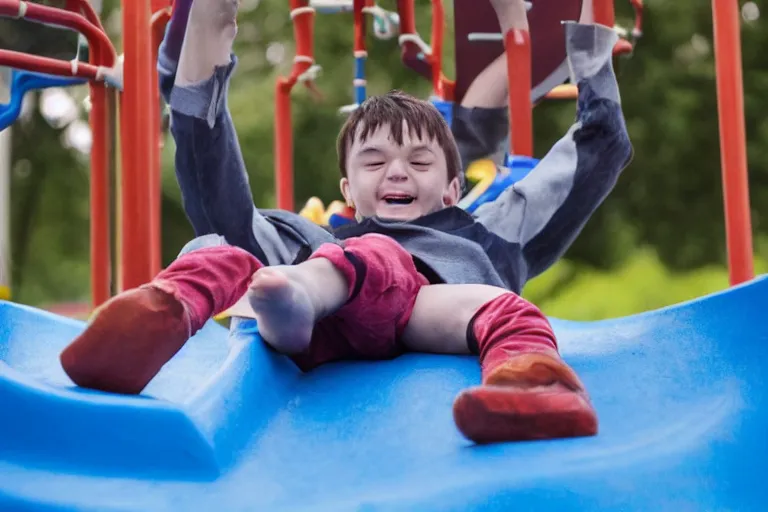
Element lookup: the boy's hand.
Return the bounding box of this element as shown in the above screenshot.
[176,0,240,86]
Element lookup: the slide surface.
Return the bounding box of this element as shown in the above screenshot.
[1,276,767,511]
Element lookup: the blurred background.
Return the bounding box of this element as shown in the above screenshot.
[0,0,766,320]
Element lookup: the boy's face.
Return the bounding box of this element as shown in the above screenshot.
[340,121,461,221]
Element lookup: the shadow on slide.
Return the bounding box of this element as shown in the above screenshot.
[1,276,767,511]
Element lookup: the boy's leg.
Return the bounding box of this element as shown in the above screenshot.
[248,234,428,371]
[60,234,425,393]
[60,239,264,395]
[401,285,597,444]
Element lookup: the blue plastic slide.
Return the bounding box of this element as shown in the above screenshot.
[1,276,767,511]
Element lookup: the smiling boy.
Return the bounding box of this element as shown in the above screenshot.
[59,0,632,444]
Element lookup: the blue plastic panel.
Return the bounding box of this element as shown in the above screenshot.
[1,276,767,511]
[0,69,86,131]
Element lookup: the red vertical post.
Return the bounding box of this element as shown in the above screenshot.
[505,28,533,157]
[120,0,155,290]
[275,0,315,212]
[87,38,111,308]
[711,0,754,285]
[593,0,615,27]
[275,80,294,212]
[429,0,444,97]
[149,9,171,275]
[396,0,416,36]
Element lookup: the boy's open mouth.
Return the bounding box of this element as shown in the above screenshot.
[382,194,415,205]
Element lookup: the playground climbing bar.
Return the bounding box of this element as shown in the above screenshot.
[711,0,754,285]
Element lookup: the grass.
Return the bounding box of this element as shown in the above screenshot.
[524,247,768,321]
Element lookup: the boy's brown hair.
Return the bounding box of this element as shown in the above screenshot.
[336,90,463,186]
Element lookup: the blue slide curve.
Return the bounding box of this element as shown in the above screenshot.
[1,276,767,511]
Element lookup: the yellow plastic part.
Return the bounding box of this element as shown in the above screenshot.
[0,285,10,301]
[459,159,498,209]
[299,197,326,225]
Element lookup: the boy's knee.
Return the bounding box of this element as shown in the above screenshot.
[309,235,427,329]
[343,234,427,292]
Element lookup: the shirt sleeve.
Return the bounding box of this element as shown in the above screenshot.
[473,22,634,282]
[167,57,324,265]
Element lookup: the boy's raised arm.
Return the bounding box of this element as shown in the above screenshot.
[158,0,300,266]
[473,22,633,282]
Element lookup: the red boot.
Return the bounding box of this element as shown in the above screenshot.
[452,293,597,444]
[60,245,262,394]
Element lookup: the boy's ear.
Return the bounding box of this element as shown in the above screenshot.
[443,176,462,207]
[340,177,353,208]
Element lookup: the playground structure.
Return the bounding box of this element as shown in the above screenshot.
[0,0,764,510]
[0,0,753,309]
[0,0,172,309]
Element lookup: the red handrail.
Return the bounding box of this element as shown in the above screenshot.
[0,0,116,65]
[0,50,103,79]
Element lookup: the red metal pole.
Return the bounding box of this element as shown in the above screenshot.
[150,9,171,275]
[396,0,416,36]
[505,28,532,157]
[429,0,444,97]
[87,37,111,308]
[592,0,615,27]
[0,50,103,79]
[353,0,366,53]
[275,80,294,212]
[711,0,754,285]
[275,0,315,212]
[120,0,155,289]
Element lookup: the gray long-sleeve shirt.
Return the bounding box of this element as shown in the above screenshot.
[164,22,633,294]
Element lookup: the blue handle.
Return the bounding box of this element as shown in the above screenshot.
[0,69,87,131]
[464,154,539,213]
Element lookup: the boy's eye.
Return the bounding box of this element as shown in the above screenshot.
[412,161,431,168]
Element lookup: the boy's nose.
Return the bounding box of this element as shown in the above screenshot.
[385,161,408,181]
